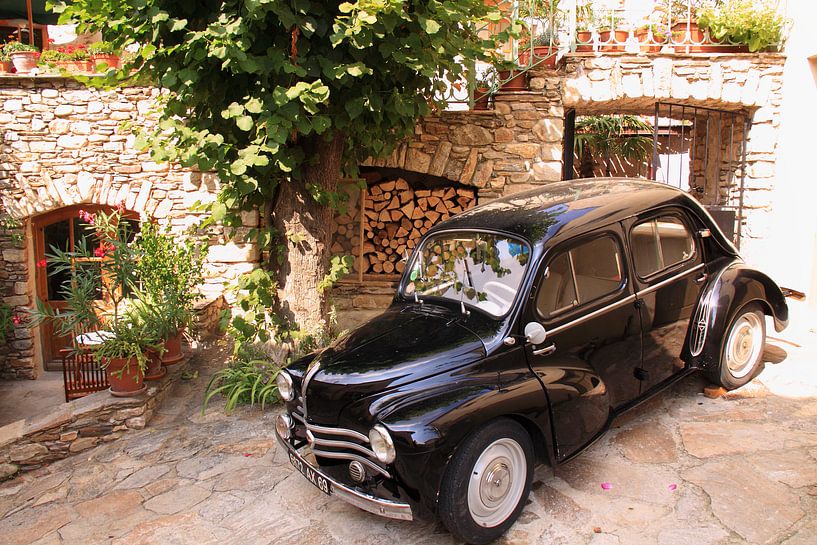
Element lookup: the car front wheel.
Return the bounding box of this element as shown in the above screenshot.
[438,418,534,545]
[709,302,766,390]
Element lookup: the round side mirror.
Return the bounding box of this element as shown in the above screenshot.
[524,322,547,345]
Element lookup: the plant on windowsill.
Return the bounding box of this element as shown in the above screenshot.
[132,220,205,366]
[87,41,120,72]
[0,45,10,73]
[4,41,40,74]
[28,206,160,396]
[472,68,497,110]
[697,0,786,52]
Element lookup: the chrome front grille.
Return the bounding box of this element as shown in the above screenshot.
[293,398,390,478]
[690,291,712,356]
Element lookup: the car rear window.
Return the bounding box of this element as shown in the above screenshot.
[631,216,694,277]
[537,235,624,319]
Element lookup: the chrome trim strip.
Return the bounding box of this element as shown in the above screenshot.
[306,422,369,443]
[548,294,637,337]
[276,434,412,521]
[311,436,377,458]
[311,448,391,478]
[636,263,705,298]
[301,360,321,419]
[292,411,305,424]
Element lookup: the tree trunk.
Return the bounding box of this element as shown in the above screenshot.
[272,132,345,333]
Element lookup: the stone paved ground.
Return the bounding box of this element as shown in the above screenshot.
[1,324,816,545]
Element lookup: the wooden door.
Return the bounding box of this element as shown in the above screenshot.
[32,206,138,366]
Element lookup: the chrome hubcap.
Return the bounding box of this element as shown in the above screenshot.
[467,438,526,528]
[726,312,763,379]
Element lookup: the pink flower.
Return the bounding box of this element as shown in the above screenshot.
[12,315,22,325]
[600,482,613,491]
[37,258,48,268]
[117,200,126,214]
[78,209,95,225]
[668,483,678,491]
[94,246,106,258]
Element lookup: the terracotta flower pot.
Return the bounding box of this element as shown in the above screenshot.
[0,61,9,74]
[635,28,666,53]
[575,30,594,52]
[161,329,185,365]
[105,356,147,397]
[91,54,119,71]
[473,87,491,110]
[518,46,558,68]
[144,349,167,381]
[497,69,528,92]
[10,51,39,74]
[598,29,629,52]
[55,60,90,73]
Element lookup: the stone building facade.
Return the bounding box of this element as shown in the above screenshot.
[0,51,788,373]
[0,77,258,379]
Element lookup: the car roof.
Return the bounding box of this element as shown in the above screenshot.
[428,177,737,253]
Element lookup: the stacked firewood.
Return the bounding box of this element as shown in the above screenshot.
[331,178,477,276]
[363,179,476,274]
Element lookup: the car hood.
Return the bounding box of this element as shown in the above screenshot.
[302,305,486,426]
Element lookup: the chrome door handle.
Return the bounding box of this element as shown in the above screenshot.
[533,343,556,356]
[694,273,707,284]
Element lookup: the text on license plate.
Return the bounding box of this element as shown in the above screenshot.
[289,452,332,495]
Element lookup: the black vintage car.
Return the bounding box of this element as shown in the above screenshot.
[274,178,788,544]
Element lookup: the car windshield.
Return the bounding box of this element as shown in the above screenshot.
[402,231,531,317]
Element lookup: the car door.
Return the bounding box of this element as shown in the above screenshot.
[523,226,642,461]
[626,209,705,394]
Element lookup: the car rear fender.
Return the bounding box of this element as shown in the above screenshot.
[692,262,788,369]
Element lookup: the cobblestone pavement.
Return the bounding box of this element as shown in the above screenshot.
[2,327,817,545]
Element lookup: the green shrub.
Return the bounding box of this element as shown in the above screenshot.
[697,0,786,52]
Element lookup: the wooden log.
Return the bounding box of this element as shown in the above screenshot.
[363,242,376,253]
[383,261,395,273]
[370,185,383,196]
[415,189,431,197]
[443,187,456,200]
[413,219,424,228]
[425,210,440,223]
[395,178,410,191]
[396,261,405,273]
[396,226,410,238]
[407,239,416,249]
[434,201,448,213]
[411,207,425,220]
[427,196,441,208]
[431,188,445,197]
[386,224,398,238]
[398,190,412,204]
[389,210,402,222]
[337,225,347,236]
[376,221,385,229]
[380,180,396,191]
[417,197,428,210]
[378,209,391,222]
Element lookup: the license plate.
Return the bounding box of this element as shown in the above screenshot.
[289,452,332,496]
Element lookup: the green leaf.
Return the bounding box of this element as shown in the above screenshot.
[419,17,441,34]
[236,116,254,131]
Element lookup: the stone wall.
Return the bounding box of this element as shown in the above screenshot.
[560,52,786,263]
[0,351,195,480]
[0,76,259,378]
[0,200,31,379]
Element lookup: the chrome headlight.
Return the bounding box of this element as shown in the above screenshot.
[368,424,396,464]
[276,370,294,401]
[275,413,293,439]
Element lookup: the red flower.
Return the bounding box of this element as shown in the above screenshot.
[37,258,47,268]
[94,246,106,258]
[48,38,55,44]
[117,200,126,213]
[12,315,22,326]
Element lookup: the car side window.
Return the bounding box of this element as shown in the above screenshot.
[631,215,694,278]
[537,235,624,319]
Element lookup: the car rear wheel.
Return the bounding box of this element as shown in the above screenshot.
[438,418,534,545]
[709,302,766,390]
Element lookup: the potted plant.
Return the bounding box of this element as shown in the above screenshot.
[635,23,669,53]
[38,47,69,72]
[29,207,159,396]
[88,41,120,71]
[4,41,40,74]
[519,30,560,68]
[597,13,628,52]
[697,0,784,52]
[669,0,714,52]
[0,45,10,73]
[574,1,596,52]
[64,44,90,72]
[133,220,205,366]
[472,68,496,110]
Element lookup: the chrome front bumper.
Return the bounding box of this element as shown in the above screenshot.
[275,432,414,521]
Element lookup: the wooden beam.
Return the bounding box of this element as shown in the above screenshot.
[25,0,34,45]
